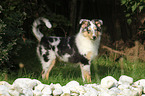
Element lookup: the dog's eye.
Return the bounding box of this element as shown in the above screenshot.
[87,28,91,31]
[87,28,91,33]
[94,27,97,31]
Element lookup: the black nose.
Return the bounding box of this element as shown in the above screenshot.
[93,36,96,40]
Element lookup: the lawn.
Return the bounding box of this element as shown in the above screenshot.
[1,44,145,85]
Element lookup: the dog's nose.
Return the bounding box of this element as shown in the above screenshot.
[93,36,96,40]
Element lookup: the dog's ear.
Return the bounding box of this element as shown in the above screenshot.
[79,19,90,28]
[79,19,89,24]
[92,19,103,27]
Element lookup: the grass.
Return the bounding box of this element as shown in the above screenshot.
[1,44,145,85]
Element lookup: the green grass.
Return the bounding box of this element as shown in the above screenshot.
[1,44,145,85]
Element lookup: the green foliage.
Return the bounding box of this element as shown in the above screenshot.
[0,0,71,71]
[121,0,145,24]
[50,13,72,28]
[0,1,26,67]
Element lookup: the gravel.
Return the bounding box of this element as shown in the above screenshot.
[0,75,145,96]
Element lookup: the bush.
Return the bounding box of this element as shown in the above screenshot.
[0,0,71,71]
[0,2,26,69]
[121,0,145,24]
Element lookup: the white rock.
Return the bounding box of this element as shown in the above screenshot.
[0,85,10,96]
[100,91,111,96]
[12,78,32,92]
[66,80,80,88]
[143,88,145,94]
[131,85,142,95]
[53,83,62,89]
[1,76,145,96]
[0,91,10,96]
[32,79,42,85]
[84,87,98,96]
[0,81,12,89]
[118,84,130,90]
[61,93,71,96]
[121,88,138,96]
[9,90,19,96]
[33,89,42,96]
[35,84,45,91]
[101,76,118,89]
[70,93,78,96]
[118,75,133,85]
[53,88,63,96]
[133,79,145,93]
[84,83,99,90]
[134,79,145,87]
[28,79,42,89]
[79,86,87,94]
[108,90,117,96]
[120,89,132,96]
[110,87,121,94]
[23,89,33,96]
[62,86,70,94]
[65,81,80,93]
[50,83,55,90]
[42,95,51,96]
[0,85,8,91]
[42,85,52,95]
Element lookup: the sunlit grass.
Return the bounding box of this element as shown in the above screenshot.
[1,45,145,85]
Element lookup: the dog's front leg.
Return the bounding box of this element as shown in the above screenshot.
[80,63,91,83]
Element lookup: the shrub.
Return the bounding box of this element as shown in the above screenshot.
[0,1,26,69]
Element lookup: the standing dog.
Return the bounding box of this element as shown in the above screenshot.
[32,17,103,82]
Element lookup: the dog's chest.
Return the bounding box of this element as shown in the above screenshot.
[75,34,98,60]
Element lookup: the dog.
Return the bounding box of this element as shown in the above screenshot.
[32,17,103,82]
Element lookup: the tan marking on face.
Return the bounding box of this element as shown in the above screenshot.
[83,31,94,40]
[95,21,101,27]
[82,21,89,28]
[88,27,91,30]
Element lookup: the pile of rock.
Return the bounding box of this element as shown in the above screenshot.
[0,75,145,96]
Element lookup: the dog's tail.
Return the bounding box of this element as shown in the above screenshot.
[32,17,52,42]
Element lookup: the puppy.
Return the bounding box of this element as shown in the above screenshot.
[32,17,103,82]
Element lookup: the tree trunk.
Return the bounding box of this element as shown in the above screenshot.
[69,0,77,36]
[76,0,84,32]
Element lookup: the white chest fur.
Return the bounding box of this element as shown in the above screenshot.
[75,33,101,60]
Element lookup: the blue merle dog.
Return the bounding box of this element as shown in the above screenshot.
[32,17,103,82]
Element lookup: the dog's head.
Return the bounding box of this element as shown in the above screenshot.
[79,19,103,40]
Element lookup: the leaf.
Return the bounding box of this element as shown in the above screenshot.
[127,19,132,25]
[10,6,15,11]
[121,0,127,5]
[125,13,130,17]
[132,2,137,12]
[139,6,144,12]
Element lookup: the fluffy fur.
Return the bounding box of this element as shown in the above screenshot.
[32,17,103,82]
